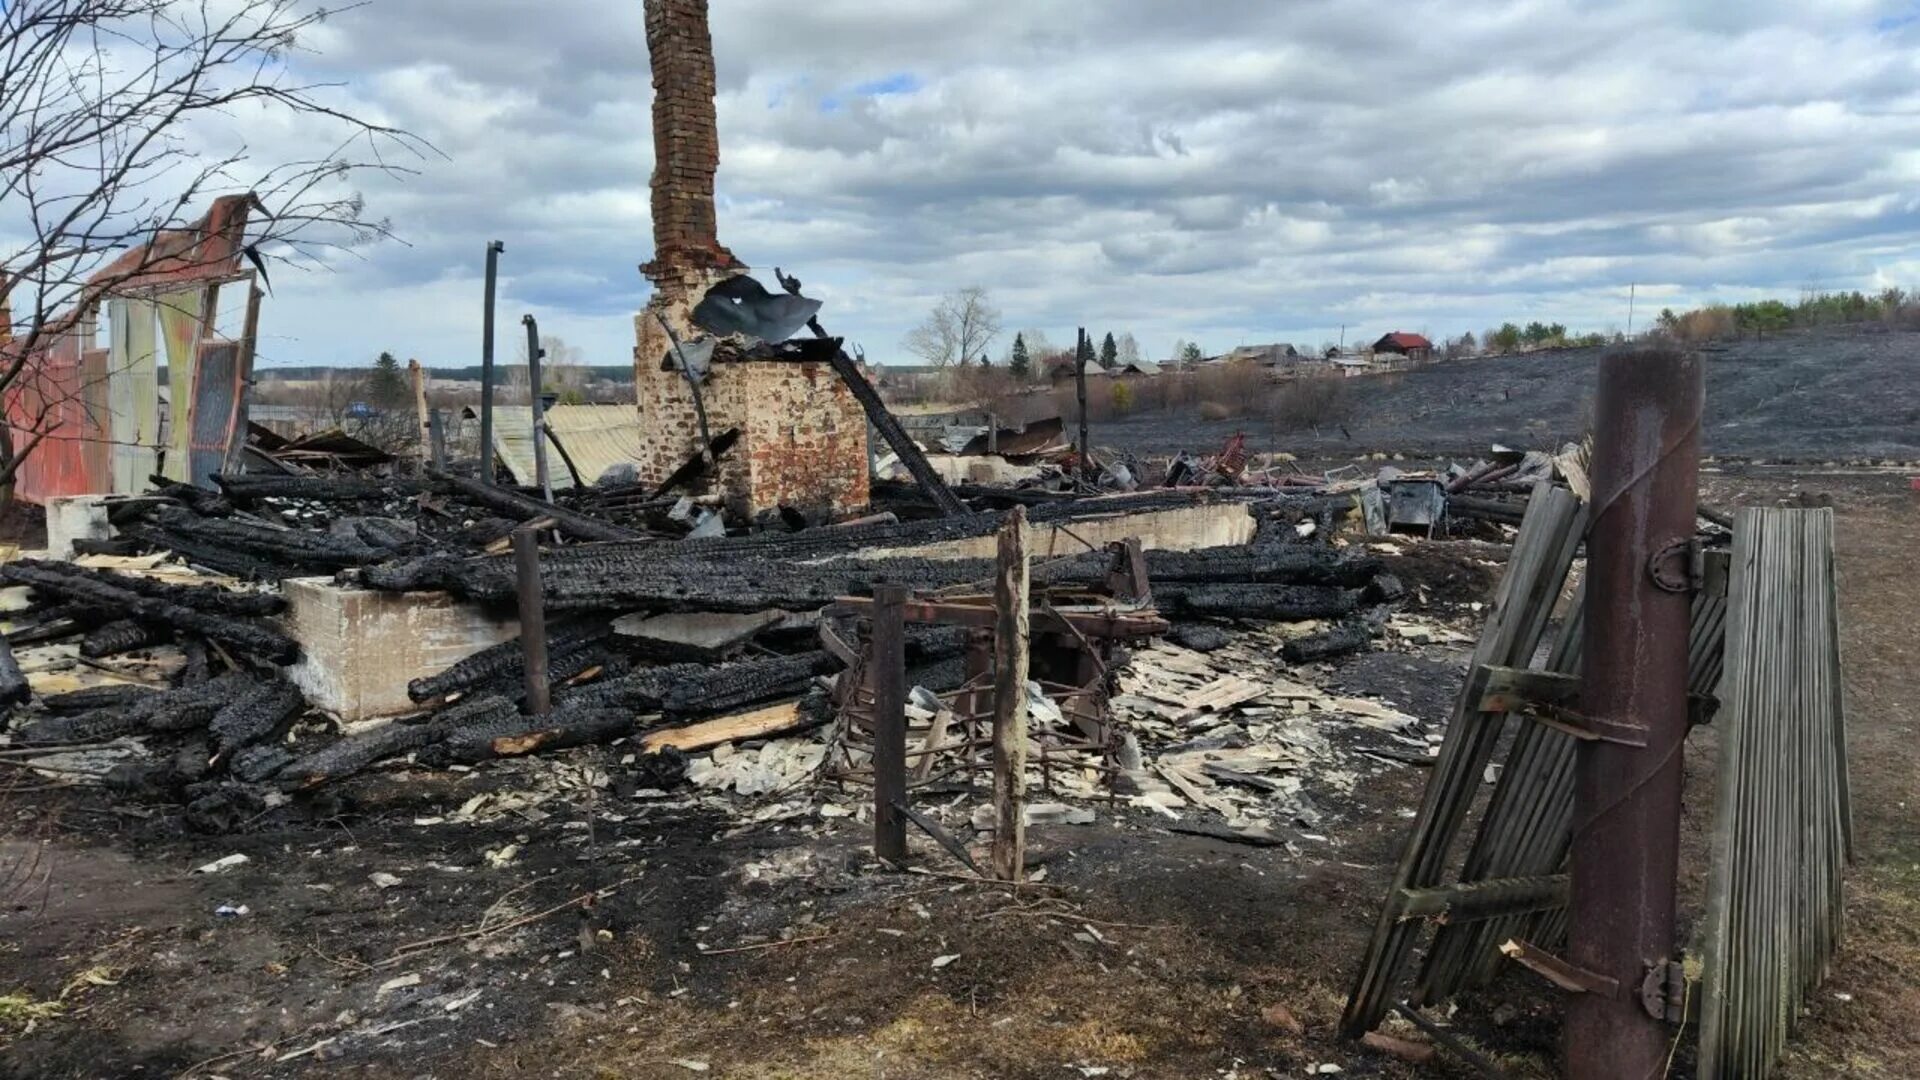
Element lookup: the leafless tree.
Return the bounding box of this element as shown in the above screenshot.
[0,0,427,509]
[507,334,584,403]
[903,286,1001,368]
[1115,331,1142,368]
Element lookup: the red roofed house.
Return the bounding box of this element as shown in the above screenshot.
[1371,332,1433,362]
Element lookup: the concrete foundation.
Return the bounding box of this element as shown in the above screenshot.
[282,578,520,722]
[45,494,122,559]
[868,501,1259,562]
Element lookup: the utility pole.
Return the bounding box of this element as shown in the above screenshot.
[1567,344,1702,1079]
[1626,282,1637,338]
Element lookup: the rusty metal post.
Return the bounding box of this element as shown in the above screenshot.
[512,524,552,717]
[479,240,503,484]
[1567,345,1702,1079]
[870,584,908,863]
[1075,328,1090,481]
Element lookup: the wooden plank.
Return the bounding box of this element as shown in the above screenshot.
[991,507,1030,882]
[640,701,804,753]
[830,596,1166,639]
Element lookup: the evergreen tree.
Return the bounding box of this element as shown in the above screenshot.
[1180,341,1203,364]
[1099,331,1118,369]
[1009,333,1031,378]
[368,351,409,408]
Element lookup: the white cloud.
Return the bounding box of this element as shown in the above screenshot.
[182,0,1920,367]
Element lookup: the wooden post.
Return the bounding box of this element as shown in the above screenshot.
[409,359,430,465]
[871,584,909,863]
[991,505,1031,881]
[222,279,266,476]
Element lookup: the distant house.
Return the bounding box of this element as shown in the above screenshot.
[1113,358,1162,377]
[1047,360,1112,383]
[1221,343,1300,367]
[1372,332,1433,362]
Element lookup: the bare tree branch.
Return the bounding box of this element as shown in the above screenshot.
[0,0,431,506]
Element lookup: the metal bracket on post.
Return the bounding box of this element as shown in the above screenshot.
[1500,939,1621,998]
[1647,536,1704,593]
[1638,959,1688,1024]
[1474,665,1651,747]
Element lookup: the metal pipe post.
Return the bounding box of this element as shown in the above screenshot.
[1567,345,1702,1079]
[1075,327,1090,481]
[479,241,504,484]
[521,314,552,503]
[512,524,552,717]
[870,584,909,863]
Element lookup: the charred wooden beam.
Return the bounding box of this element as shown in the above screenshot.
[0,632,27,707]
[278,694,519,789]
[431,470,642,542]
[209,679,306,758]
[80,618,172,658]
[213,473,429,503]
[39,684,156,716]
[10,673,262,745]
[1153,583,1362,622]
[23,560,286,617]
[406,618,612,702]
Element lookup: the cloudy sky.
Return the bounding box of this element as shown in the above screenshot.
[241,0,1920,368]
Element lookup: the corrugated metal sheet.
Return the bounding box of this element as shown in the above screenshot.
[186,339,245,487]
[471,404,646,489]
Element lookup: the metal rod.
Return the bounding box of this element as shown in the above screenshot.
[479,240,504,484]
[871,584,909,863]
[512,524,551,717]
[653,312,713,464]
[1566,345,1701,1079]
[521,314,552,503]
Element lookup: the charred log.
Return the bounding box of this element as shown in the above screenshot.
[39,684,157,716]
[406,618,611,702]
[145,477,234,517]
[22,560,287,617]
[1281,607,1391,663]
[278,694,519,790]
[1168,623,1233,653]
[209,679,307,758]
[80,619,172,658]
[10,673,259,745]
[430,471,641,542]
[214,473,428,503]
[0,632,27,707]
[229,744,295,782]
[1154,583,1362,621]
[0,560,298,664]
[145,506,391,574]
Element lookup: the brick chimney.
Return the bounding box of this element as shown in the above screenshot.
[639,0,740,287]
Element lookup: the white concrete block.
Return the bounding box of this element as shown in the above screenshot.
[282,577,519,722]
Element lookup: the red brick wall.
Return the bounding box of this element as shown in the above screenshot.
[633,342,868,519]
